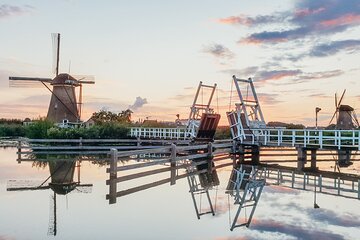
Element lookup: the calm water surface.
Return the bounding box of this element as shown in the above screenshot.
[1,147,360,240]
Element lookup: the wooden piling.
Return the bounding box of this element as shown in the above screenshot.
[310,149,317,170]
[137,137,141,147]
[251,145,260,165]
[109,148,118,204]
[170,144,176,185]
[297,147,306,171]
[17,140,21,163]
[238,145,245,163]
[207,142,213,172]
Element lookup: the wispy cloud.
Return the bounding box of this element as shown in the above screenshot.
[219,0,360,45]
[309,39,360,57]
[218,12,290,26]
[128,96,148,111]
[202,43,235,61]
[295,69,344,82]
[251,220,346,240]
[258,93,282,105]
[276,40,360,61]
[257,69,302,82]
[0,4,33,19]
[222,67,343,85]
[306,208,360,228]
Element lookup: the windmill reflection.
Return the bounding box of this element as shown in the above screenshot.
[7,158,92,236]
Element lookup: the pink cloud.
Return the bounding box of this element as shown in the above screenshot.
[295,7,325,17]
[320,13,360,27]
[217,15,252,26]
[239,37,287,45]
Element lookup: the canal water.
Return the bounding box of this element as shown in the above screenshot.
[1,147,360,240]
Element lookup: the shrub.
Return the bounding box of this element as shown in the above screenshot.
[25,120,54,139]
[0,124,26,137]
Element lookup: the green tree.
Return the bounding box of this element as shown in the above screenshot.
[91,109,133,124]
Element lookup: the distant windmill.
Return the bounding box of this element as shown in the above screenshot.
[329,90,359,129]
[9,33,95,123]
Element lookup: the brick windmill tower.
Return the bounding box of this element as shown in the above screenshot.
[9,33,95,123]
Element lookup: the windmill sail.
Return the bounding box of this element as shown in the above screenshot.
[52,33,60,76]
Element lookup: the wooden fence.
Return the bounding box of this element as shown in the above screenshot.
[106,142,234,203]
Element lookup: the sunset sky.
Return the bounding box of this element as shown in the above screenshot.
[0,0,359,126]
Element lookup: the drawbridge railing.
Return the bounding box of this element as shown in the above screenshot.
[130,127,187,139]
[240,128,360,150]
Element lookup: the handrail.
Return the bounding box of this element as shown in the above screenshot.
[241,128,360,150]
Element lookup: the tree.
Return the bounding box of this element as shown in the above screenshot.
[91,109,133,124]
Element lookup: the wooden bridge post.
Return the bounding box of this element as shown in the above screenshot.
[238,145,245,164]
[310,149,317,171]
[207,142,214,172]
[251,145,260,165]
[17,140,21,163]
[232,141,237,167]
[109,148,118,204]
[297,147,306,171]
[170,143,177,185]
[137,137,141,147]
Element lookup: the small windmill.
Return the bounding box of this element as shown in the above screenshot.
[329,90,359,129]
[9,33,95,123]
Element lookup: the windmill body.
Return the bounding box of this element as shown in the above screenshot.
[47,73,80,123]
[337,105,355,130]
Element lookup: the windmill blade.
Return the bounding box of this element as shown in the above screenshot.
[9,76,52,82]
[335,93,337,108]
[48,193,57,236]
[52,33,60,76]
[329,111,337,125]
[352,111,360,128]
[72,184,93,194]
[7,179,50,191]
[337,89,346,107]
[9,76,53,88]
[72,75,95,84]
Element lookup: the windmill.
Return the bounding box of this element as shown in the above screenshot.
[9,33,95,123]
[7,160,93,236]
[328,90,359,167]
[329,90,359,129]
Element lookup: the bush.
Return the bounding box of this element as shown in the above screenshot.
[0,124,26,137]
[25,120,54,139]
[97,123,129,139]
[45,122,129,139]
